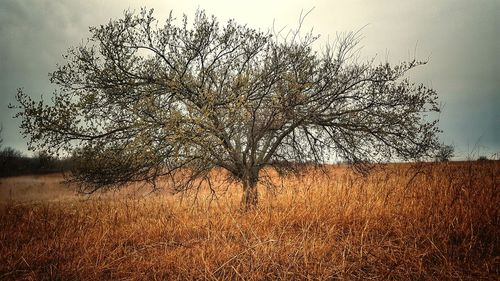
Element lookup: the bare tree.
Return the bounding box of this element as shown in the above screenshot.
[12,9,440,209]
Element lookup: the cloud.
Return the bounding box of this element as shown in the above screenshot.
[1,0,498,157]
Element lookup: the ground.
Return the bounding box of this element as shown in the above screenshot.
[0,161,498,280]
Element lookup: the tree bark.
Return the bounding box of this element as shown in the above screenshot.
[241,177,258,210]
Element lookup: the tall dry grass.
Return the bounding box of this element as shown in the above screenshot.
[0,161,498,280]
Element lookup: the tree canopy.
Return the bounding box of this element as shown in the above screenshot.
[13,9,440,208]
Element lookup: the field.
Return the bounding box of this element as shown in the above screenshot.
[0,161,498,280]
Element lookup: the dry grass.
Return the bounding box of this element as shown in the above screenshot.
[0,161,498,280]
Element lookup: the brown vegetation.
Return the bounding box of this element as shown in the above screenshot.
[0,161,498,280]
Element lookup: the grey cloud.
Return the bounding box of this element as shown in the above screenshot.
[0,0,498,158]
[0,0,118,152]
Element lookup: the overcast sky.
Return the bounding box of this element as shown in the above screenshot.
[0,0,498,159]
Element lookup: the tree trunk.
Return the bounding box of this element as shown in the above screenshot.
[241,177,258,210]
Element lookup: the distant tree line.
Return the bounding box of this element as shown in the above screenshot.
[0,147,72,177]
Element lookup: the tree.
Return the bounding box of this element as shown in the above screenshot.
[35,150,57,171]
[477,156,488,161]
[0,147,23,177]
[435,144,454,162]
[12,9,440,209]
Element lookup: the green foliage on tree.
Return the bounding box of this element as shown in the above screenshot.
[12,9,441,208]
[435,144,454,162]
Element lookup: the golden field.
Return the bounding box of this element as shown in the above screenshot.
[0,161,498,280]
